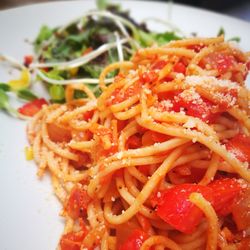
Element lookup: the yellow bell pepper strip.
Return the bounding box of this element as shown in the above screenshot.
[8,69,31,91]
[25,146,33,160]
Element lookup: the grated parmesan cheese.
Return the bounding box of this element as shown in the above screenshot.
[185,75,239,90]
[183,119,196,129]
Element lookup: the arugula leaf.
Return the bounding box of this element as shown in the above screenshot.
[35,25,53,50]
[17,89,38,101]
[0,83,11,92]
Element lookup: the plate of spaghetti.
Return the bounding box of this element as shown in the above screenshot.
[0,1,250,250]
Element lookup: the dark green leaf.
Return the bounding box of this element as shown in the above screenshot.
[0,89,27,117]
[73,84,102,99]
[48,28,95,61]
[152,32,181,45]
[51,99,65,104]
[35,25,53,48]
[138,30,155,47]
[74,89,87,99]
[0,89,9,109]
[17,89,38,101]
[217,27,240,42]
[228,37,241,42]
[87,84,102,97]
[82,64,103,78]
[51,43,72,59]
[138,30,181,47]
[94,88,102,97]
[217,27,225,37]
[0,83,11,92]
[65,33,88,44]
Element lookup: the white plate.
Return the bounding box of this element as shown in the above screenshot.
[0,1,249,250]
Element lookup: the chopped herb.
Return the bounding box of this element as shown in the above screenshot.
[0,89,9,110]
[74,89,87,99]
[0,89,19,117]
[217,27,240,43]
[228,37,241,42]
[0,83,11,92]
[34,25,53,50]
[217,27,225,36]
[17,89,38,101]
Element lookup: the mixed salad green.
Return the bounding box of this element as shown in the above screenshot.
[0,2,182,118]
[0,1,240,118]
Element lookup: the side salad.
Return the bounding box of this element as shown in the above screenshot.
[0,1,181,118]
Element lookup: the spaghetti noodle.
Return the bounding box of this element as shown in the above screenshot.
[27,36,250,250]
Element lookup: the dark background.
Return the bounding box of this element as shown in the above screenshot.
[0,0,250,21]
[176,0,247,11]
[175,0,250,21]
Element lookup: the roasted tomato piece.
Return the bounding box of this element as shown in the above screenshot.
[119,229,148,250]
[200,52,236,74]
[151,184,214,234]
[225,134,250,162]
[208,178,242,216]
[47,123,71,143]
[232,187,250,230]
[66,188,92,219]
[18,98,47,117]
